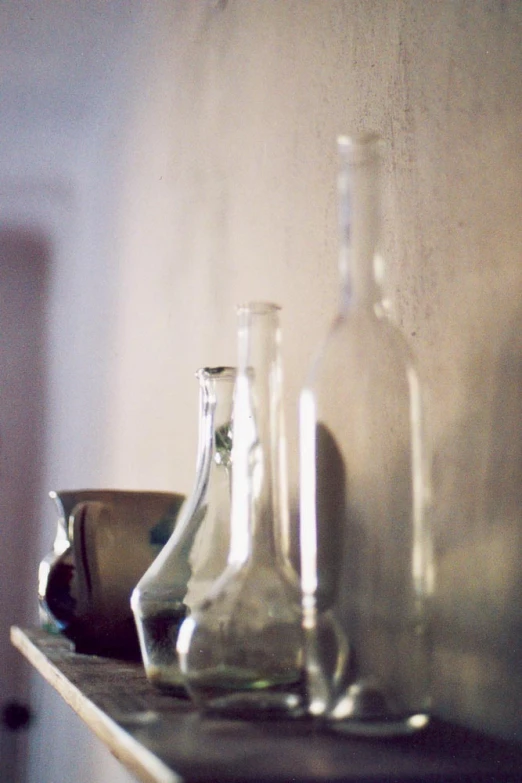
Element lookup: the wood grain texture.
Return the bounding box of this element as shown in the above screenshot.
[11,626,522,783]
[11,627,180,783]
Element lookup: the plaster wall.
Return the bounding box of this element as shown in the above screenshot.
[106,0,522,745]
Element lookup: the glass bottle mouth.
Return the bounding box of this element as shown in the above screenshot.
[236,301,281,316]
[196,366,236,380]
[337,132,382,164]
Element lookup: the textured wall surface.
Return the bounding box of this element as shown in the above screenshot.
[103,0,522,744]
[2,3,521,781]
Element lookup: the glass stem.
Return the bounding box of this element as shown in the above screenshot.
[229,304,288,567]
[338,134,382,313]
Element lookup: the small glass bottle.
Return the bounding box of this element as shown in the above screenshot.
[131,366,235,692]
[299,134,433,735]
[177,303,305,718]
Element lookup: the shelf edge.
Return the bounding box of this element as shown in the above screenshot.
[11,626,181,783]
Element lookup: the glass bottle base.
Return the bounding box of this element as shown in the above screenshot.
[135,604,188,693]
[145,663,188,696]
[185,668,307,719]
[328,712,430,738]
[326,678,430,736]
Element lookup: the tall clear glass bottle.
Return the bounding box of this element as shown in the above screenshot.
[131,366,235,692]
[177,302,305,718]
[300,134,433,735]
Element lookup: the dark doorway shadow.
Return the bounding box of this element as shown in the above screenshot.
[0,226,50,782]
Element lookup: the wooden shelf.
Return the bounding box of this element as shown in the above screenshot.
[11,626,522,783]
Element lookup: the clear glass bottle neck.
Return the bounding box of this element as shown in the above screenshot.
[196,367,235,478]
[172,366,234,546]
[338,134,384,314]
[229,303,289,566]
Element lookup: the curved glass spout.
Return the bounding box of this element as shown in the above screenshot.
[132,367,235,692]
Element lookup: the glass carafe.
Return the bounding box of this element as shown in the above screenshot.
[131,366,235,692]
[299,134,433,735]
[177,302,305,718]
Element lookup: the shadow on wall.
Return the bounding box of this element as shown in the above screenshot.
[433,300,522,744]
[0,226,50,781]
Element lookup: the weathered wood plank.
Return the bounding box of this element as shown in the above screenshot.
[11,626,181,783]
[11,626,522,783]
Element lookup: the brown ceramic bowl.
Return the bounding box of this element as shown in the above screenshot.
[39,489,185,660]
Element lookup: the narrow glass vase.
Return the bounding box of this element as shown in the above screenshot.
[131,366,235,692]
[177,302,305,719]
[299,134,433,736]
